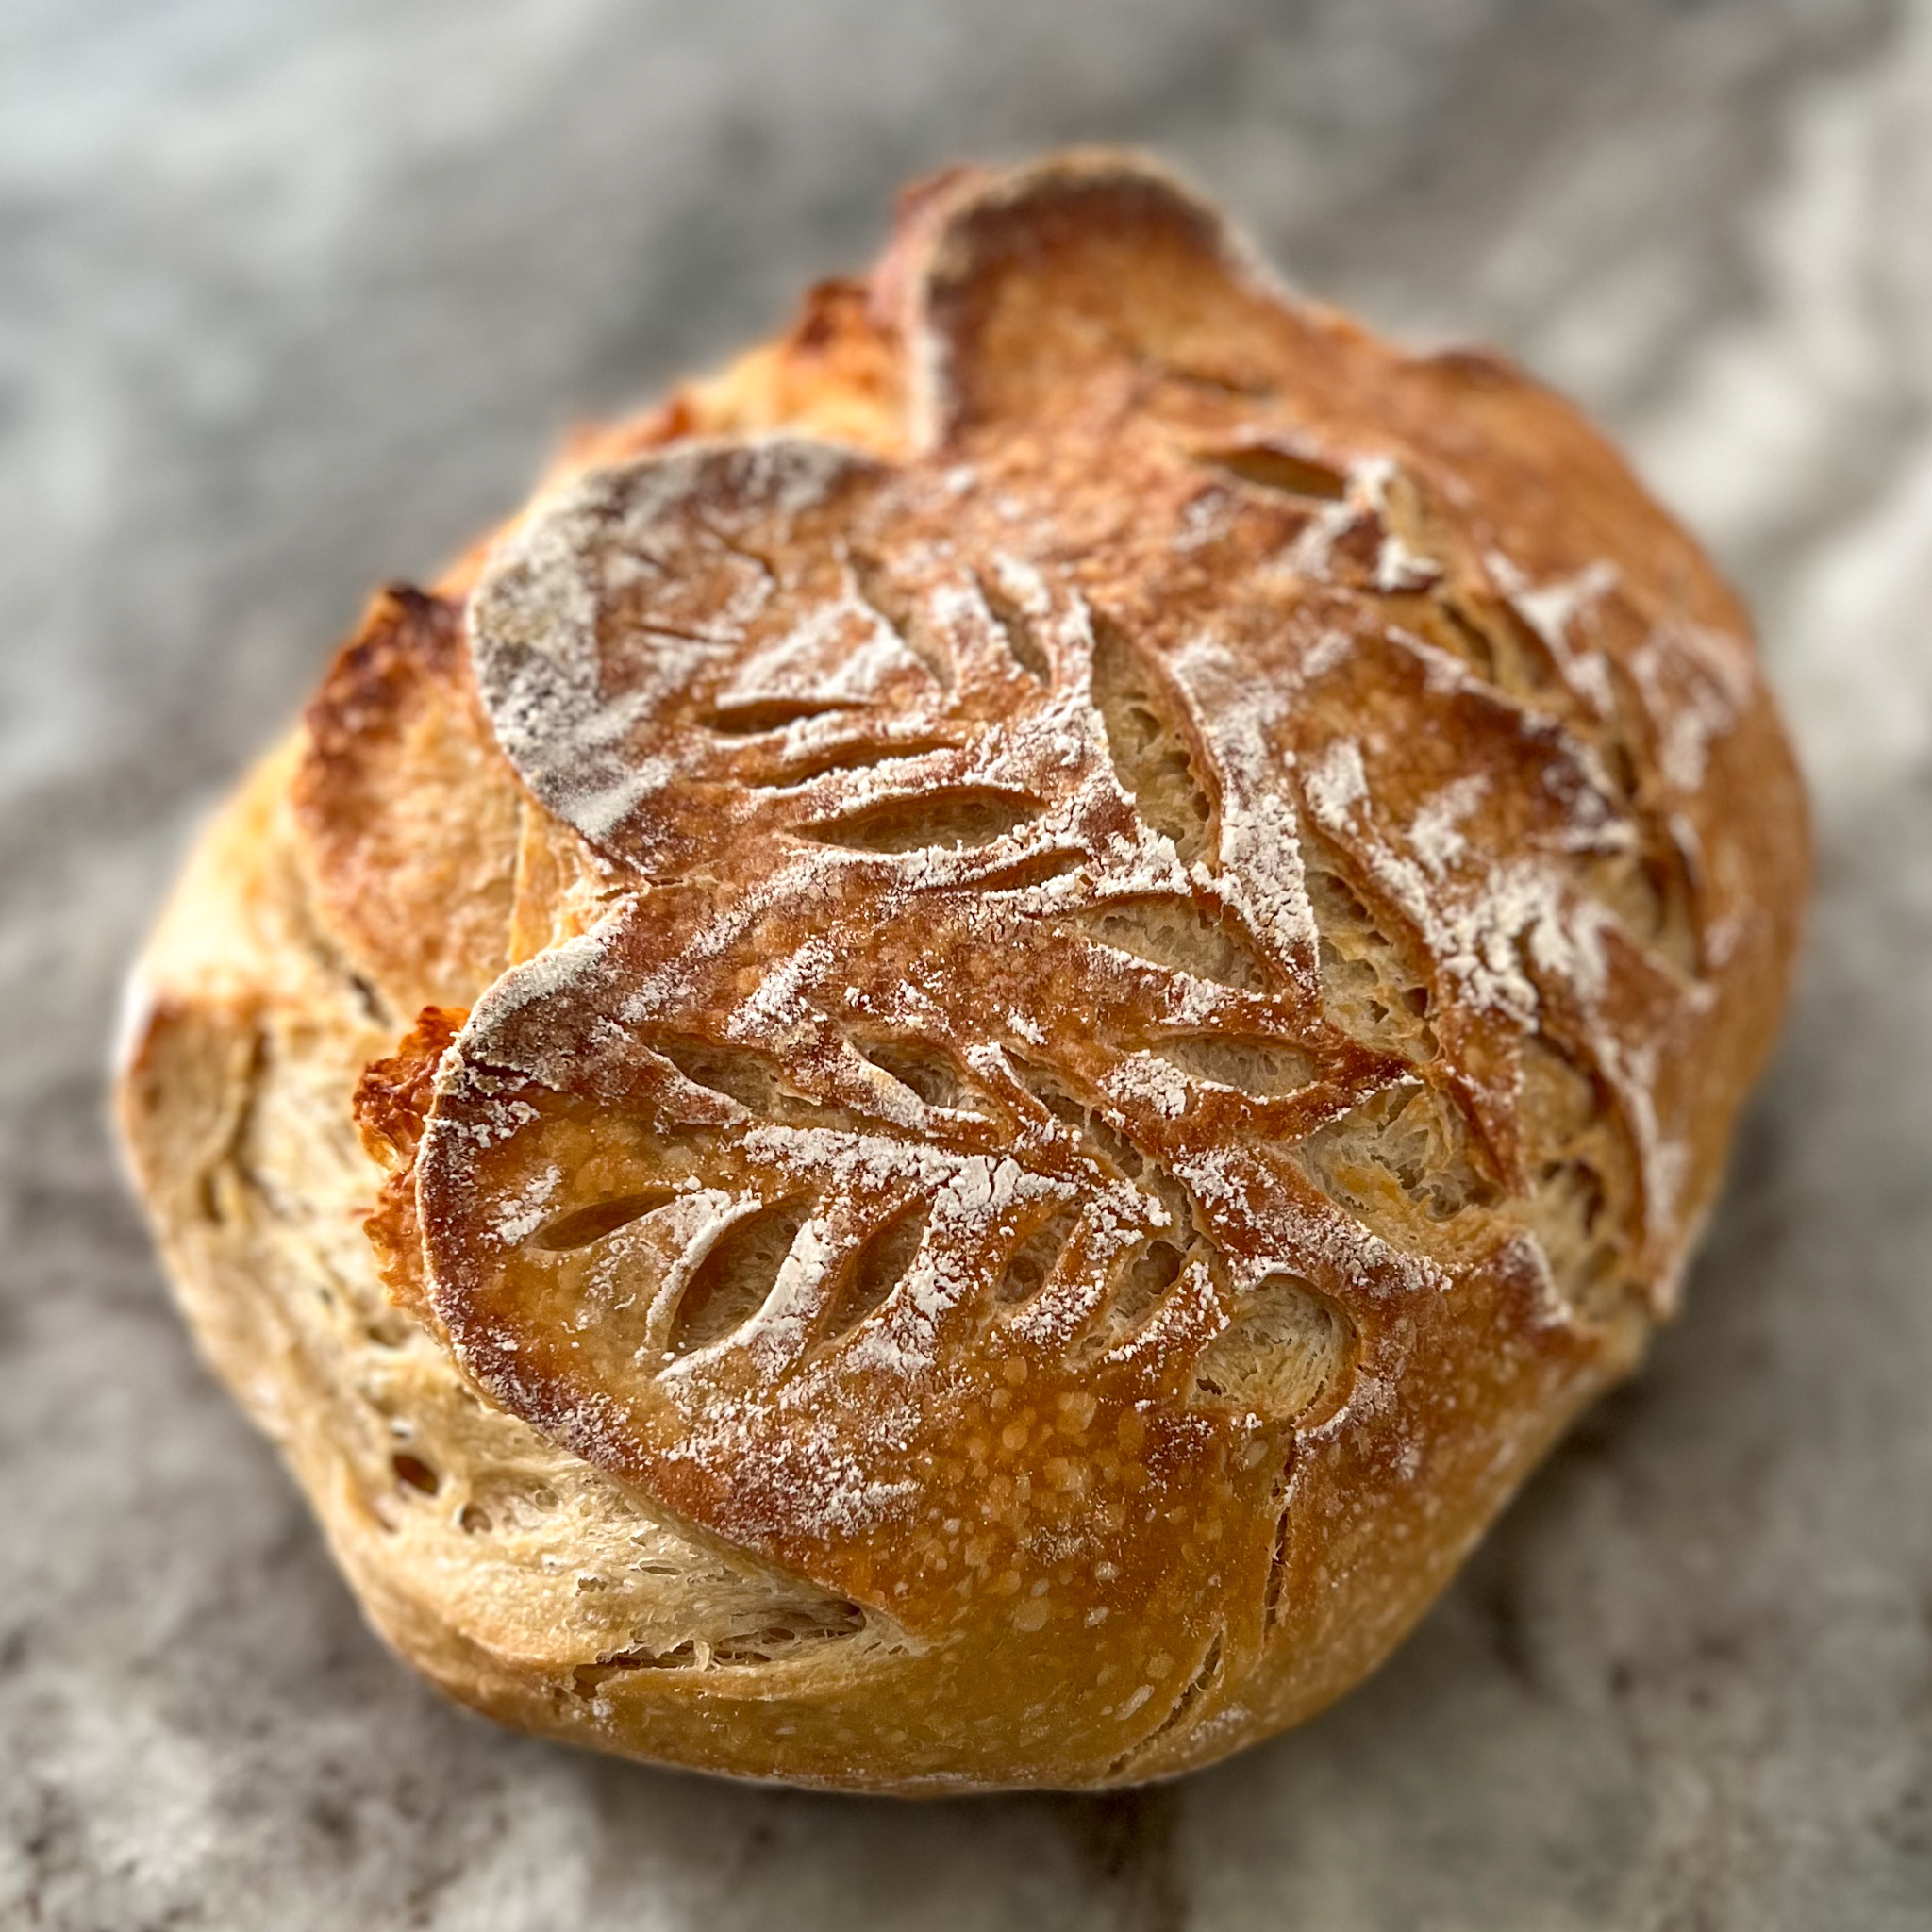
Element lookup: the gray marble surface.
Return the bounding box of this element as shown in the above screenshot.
[4,2,1931,1925]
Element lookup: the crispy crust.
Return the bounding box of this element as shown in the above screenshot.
[118,150,1807,1791]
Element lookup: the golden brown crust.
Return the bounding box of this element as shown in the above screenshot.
[119,150,1807,1791]
[289,584,525,1022]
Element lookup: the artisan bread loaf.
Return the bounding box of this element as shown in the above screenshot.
[117,151,1807,1791]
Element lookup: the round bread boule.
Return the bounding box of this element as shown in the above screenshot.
[117,151,1808,1792]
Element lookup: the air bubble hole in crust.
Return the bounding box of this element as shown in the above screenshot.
[1582,845,1701,979]
[1091,618,1217,867]
[454,1476,560,1537]
[391,1453,440,1495]
[801,789,1040,854]
[666,1198,813,1357]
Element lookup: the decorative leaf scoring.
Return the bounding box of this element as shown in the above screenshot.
[1299,1084,1497,1225]
[1074,897,1270,991]
[1194,441,1347,501]
[852,1037,984,1113]
[1151,1034,1315,1096]
[1514,1035,1640,1323]
[705,697,862,736]
[819,1205,930,1341]
[976,573,1053,684]
[653,1038,794,1117]
[1108,1236,1191,1334]
[666,1198,814,1357]
[530,1191,678,1252]
[424,180,1740,1764]
[801,789,1041,854]
[1303,860,1438,1058]
[995,1205,1080,1306]
[1091,618,1218,866]
[759,735,957,788]
[1008,1057,1151,1184]
[847,546,955,691]
[1192,1275,1353,1423]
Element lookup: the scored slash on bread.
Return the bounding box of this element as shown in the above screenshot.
[118,150,1807,1790]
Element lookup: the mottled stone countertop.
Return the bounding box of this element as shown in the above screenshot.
[5,3,1931,1926]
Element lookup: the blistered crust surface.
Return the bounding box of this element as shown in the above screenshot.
[351,156,1806,1785]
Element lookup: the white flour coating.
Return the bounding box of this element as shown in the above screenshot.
[655,1380,924,1540]
[1103,1054,1193,1120]
[731,580,924,704]
[470,439,866,847]
[491,1164,563,1246]
[1354,458,1443,593]
[1302,739,1611,1022]
[1171,631,1320,972]
[1281,496,1363,580]
[1299,628,1355,682]
[1408,774,1488,877]
[1301,738,1370,824]
[1504,1230,1579,1331]
[1390,626,1486,699]
[1590,1029,1687,1263]
[1630,621,1751,794]
[1489,551,1620,716]
[1173,488,1239,553]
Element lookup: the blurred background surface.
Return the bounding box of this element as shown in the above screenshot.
[4,3,1931,1926]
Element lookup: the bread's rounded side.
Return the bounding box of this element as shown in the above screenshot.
[117,748,946,1789]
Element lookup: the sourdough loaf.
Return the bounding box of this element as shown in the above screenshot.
[117,152,1808,1791]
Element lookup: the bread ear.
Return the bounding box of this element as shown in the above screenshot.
[882,150,1291,443]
